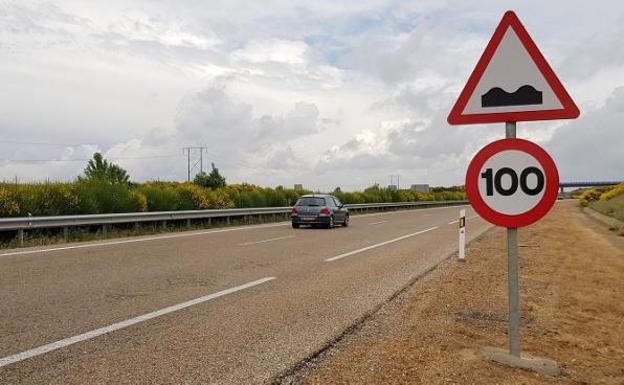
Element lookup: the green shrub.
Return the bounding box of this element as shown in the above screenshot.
[74,179,144,213]
[0,183,80,216]
[27,183,79,215]
[247,191,267,207]
[138,184,179,211]
[263,188,287,207]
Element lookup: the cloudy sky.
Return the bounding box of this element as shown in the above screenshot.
[1,1,622,191]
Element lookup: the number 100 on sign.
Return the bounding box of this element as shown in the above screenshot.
[466,138,559,228]
[481,165,544,199]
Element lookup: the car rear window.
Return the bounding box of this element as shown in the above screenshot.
[295,197,325,206]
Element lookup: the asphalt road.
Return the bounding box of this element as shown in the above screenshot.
[0,205,490,384]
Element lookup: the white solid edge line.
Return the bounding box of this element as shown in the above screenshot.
[368,220,389,225]
[325,226,439,262]
[352,204,469,219]
[238,235,295,246]
[0,276,276,369]
[0,223,289,257]
[448,220,459,225]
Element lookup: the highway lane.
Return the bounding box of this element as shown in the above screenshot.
[0,205,491,384]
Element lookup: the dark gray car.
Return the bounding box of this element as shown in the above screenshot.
[291,194,349,229]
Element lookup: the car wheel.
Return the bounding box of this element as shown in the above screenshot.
[326,216,334,229]
[292,222,300,229]
[342,214,349,227]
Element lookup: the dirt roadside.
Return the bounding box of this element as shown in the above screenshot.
[282,201,624,385]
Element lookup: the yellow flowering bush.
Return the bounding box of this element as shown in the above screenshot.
[600,183,624,201]
[578,188,602,207]
[0,186,20,216]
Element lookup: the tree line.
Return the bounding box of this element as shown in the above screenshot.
[0,153,465,217]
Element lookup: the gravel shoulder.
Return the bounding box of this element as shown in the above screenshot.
[285,201,624,385]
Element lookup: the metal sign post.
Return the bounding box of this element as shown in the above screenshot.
[505,121,521,357]
[507,227,520,356]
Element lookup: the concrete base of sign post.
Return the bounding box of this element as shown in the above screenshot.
[480,347,560,376]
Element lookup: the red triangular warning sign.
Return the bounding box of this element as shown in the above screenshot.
[447,11,579,125]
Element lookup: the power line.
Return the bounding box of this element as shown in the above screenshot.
[0,155,184,163]
[0,139,97,147]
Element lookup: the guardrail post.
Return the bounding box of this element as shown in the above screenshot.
[187,219,192,227]
[63,226,69,241]
[226,216,230,225]
[162,220,167,229]
[102,224,107,237]
[18,229,24,246]
[207,217,211,227]
[135,222,140,231]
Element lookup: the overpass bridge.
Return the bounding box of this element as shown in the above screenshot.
[559,181,622,193]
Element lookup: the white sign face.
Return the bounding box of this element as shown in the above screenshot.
[463,29,562,115]
[477,150,546,216]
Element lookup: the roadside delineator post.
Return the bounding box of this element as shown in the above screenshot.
[458,209,466,261]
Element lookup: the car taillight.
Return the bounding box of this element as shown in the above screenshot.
[291,208,298,216]
[319,207,330,216]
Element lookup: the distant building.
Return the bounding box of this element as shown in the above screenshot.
[294,184,303,190]
[387,185,398,191]
[411,184,430,192]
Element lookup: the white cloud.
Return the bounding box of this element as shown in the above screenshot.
[105,14,221,50]
[547,87,624,181]
[1,1,623,190]
[232,39,309,65]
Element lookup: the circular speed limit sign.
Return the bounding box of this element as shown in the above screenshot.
[466,138,559,228]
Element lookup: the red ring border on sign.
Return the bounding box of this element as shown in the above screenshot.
[466,138,559,228]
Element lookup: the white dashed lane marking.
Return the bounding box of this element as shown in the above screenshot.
[238,235,295,246]
[0,277,276,369]
[325,226,439,262]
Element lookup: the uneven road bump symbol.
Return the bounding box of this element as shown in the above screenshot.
[481,85,543,107]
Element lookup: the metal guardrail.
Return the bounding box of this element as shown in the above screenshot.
[0,207,290,230]
[0,200,468,245]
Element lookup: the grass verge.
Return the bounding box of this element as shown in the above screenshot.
[590,193,624,222]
